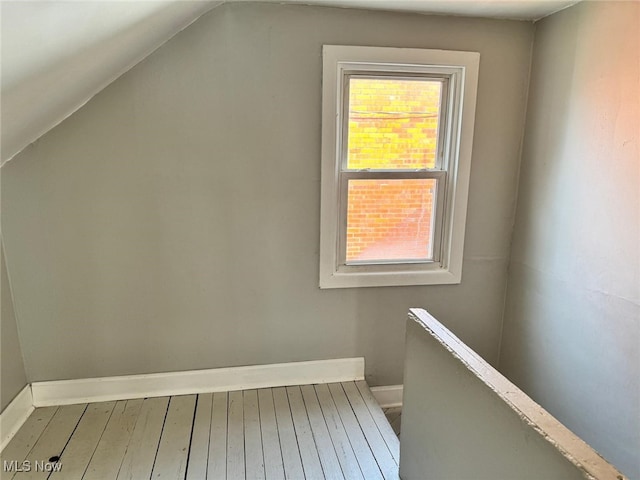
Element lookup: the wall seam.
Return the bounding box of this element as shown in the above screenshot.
[495,20,537,371]
[1,235,30,384]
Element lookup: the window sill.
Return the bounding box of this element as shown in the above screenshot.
[319,267,462,289]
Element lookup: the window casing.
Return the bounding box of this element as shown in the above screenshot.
[320,46,480,288]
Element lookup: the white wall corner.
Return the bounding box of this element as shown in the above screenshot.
[370,384,403,408]
[0,385,35,452]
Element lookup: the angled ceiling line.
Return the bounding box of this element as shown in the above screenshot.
[1,0,579,165]
[1,0,225,166]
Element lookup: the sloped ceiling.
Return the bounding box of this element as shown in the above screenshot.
[0,0,578,164]
[0,0,222,163]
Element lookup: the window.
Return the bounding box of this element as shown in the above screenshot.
[320,45,479,288]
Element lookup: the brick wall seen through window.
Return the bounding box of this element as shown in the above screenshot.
[345,78,441,262]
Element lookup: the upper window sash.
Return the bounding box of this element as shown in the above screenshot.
[340,72,451,172]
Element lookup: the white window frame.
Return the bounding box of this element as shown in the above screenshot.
[320,45,479,289]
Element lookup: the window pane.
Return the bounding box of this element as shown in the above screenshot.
[347,78,442,170]
[346,179,436,262]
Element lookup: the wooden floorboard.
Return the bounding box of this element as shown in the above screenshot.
[355,381,400,464]
[82,399,142,480]
[150,395,196,479]
[186,393,212,480]
[226,391,245,480]
[207,392,228,480]
[258,389,285,480]
[342,382,399,479]
[48,401,116,480]
[116,397,169,480]
[2,381,398,480]
[12,403,87,480]
[314,384,364,480]
[287,386,327,480]
[328,383,385,480]
[243,390,265,480]
[1,406,58,477]
[300,385,344,480]
[272,388,305,480]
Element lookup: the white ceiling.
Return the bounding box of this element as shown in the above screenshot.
[0,0,579,163]
[236,0,579,20]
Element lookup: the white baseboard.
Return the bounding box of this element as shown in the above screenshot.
[0,385,35,452]
[31,357,365,407]
[370,384,403,408]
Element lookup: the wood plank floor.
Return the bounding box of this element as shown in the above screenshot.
[1,381,399,480]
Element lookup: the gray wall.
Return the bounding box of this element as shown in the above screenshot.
[1,242,28,411]
[499,2,639,478]
[400,312,623,480]
[1,3,533,384]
